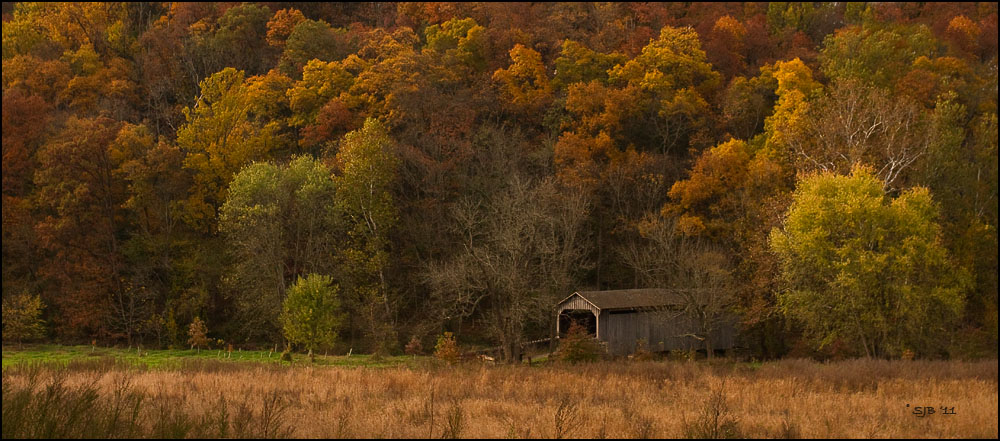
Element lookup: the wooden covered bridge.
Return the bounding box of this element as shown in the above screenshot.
[555,289,737,356]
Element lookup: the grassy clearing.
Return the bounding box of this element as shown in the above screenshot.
[1,344,425,370]
[2,351,996,438]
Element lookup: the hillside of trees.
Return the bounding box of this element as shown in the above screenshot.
[2,2,996,360]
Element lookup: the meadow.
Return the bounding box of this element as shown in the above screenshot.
[2,346,996,439]
[0,344,420,369]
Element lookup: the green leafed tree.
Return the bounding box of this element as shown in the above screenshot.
[203,3,275,76]
[552,39,626,90]
[423,17,488,72]
[220,155,339,342]
[607,25,722,154]
[918,96,998,355]
[280,274,343,362]
[334,118,399,356]
[819,22,938,89]
[277,18,350,77]
[770,166,969,358]
[2,292,46,347]
[177,67,292,232]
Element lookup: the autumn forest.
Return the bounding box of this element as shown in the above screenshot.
[2,2,997,361]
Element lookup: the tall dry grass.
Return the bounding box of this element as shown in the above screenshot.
[2,358,996,438]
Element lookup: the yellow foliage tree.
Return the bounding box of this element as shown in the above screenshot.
[177,68,293,231]
[493,44,553,116]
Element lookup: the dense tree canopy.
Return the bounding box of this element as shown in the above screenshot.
[219,155,338,340]
[2,2,996,360]
[770,167,968,358]
[280,274,343,362]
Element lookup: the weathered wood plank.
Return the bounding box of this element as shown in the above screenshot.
[555,290,739,356]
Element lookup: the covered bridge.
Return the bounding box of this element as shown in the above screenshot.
[555,289,737,356]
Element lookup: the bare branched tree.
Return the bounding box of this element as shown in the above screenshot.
[424,175,590,362]
[620,217,735,358]
[790,79,932,192]
[109,275,157,346]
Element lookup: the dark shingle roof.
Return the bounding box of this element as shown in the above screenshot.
[568,289,684,310]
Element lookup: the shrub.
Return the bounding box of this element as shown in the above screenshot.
[434,332,460,364]
[556,321,604,363]
[2,292,46,347]
[164,310,182,349]
[630,339,656,361]
[405,335,424,356]
[682,382,743,439]
[441,399,465,438]
[553,396,580,439]
[187,317,209,352]
[622,405,656,438]
[668,348,698,361]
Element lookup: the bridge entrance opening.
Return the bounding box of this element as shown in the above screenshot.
[558,310,597,337]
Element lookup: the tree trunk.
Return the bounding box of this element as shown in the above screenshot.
[549,311,557,354]
[510,341,522,364]
[501,334,522,364]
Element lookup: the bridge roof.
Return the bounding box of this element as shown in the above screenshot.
[558,289,686,311]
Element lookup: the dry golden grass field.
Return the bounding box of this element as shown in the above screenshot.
[2,357,997,438]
